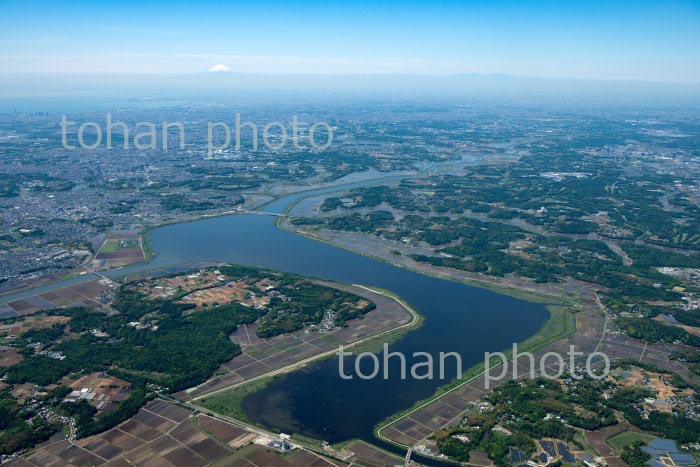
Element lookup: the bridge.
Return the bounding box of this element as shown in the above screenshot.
[240,210,287,217]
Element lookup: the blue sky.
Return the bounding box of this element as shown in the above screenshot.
[0,0,699,82]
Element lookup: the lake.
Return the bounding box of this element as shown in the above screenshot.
[111,180,549,446]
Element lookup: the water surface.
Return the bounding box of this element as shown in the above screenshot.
[112,181,548,444]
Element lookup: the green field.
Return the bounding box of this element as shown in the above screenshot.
[606,430,656,451]
[99,238,140,254]
[199,375,276,423]
[98,241,118,253]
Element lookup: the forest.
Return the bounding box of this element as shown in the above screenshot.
[0,265,374,451]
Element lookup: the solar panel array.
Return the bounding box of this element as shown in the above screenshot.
[510,449,528,463]
[641,437,698,467]
[557,442,576,462]
[538,452,548,463]
[540,440,556,457]
[669,453,696,466]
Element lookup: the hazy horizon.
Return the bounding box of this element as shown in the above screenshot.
[2,72,700,104]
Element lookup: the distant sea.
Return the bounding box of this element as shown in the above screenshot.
[0,97,182,113]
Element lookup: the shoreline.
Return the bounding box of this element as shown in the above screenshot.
[271,196,596,454]
[277,217,578,307]
[190,283,423,402]
[1,168,599,465]
[138,175,588,451]
[372,301,576,449]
